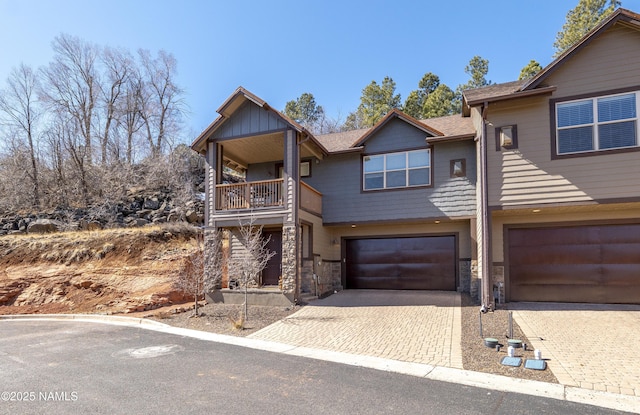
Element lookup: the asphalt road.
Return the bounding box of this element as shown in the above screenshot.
[0,321,630,415]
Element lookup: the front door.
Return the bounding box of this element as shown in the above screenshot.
[262,230,282,286]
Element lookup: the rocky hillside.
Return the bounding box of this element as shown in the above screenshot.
[0,224,200,315]
[0,187,205,236]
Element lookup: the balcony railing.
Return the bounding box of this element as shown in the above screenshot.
[215,178,284,210]
[300,181,322,216]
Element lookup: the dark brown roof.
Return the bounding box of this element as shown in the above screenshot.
[419,114,474,138]
[315,128,369,153]
[462,80,525,106]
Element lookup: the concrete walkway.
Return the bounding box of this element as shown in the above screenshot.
[510,302,640,398]
[249,290,462,368]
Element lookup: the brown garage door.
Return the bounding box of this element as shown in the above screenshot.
[508,223,640,304]
[345,236,456,290]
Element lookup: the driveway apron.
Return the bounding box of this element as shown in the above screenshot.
[249,290,462,369]
[511,302,640,397]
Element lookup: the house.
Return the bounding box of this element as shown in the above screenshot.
[191,90,478,305]
[462,8,640,305]
[192,8,640,307]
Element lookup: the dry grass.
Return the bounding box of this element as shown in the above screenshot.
[0,224,201,267]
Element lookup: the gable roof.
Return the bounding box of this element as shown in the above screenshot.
[194,88,474,156]
[462,8,640,113]
[314,112,474,153]
[352,109,444,148]
[523,8,640,91]
[191,87,328,155]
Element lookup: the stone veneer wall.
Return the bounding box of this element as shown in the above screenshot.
[280,225,297,294]
[301,259,313,294]
[204,228,222,290]
[458,259,471,294]
[300,258,342,297]
[469,259,480,301]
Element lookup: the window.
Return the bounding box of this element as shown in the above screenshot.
[276,159,311,178]
[556,92,639,155]
[363,149,430,190]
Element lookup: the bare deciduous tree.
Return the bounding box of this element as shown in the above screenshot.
[41,34,99,165]
[99,47,131,165]
[0,64,42,208]
[174,232,206,317]
[138,49,185,158]
[0,33,188,214]
[228,216,276,324]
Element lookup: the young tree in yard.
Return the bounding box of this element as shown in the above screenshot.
[518,60,543,80]
[554,0,620,57]
[175,233,206,317]
[228,217,276,326]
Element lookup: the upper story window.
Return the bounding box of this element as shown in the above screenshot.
[363,149,431,191]
[555,91,639,155]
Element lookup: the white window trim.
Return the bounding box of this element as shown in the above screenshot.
[363,149,431,191]
[556,91,640,155]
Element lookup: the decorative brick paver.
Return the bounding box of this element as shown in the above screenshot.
[511,303,640,397]
[249,290,462,369]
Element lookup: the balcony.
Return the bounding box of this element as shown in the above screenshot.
[216,178,284,210]
[300,181,322,216]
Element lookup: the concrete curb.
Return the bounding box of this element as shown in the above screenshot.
[2,314,639,413]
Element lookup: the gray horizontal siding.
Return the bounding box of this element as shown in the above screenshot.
[305,132,476,223]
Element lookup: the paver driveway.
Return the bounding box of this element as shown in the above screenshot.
[511,302,640,397]
[249,290,462,368]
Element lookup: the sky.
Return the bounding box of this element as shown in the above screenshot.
[2,0,640,143]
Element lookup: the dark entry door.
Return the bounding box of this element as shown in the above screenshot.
[345,236,456,290]
[262,230,282,286]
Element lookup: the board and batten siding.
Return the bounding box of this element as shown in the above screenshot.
[304,120,476,224]
[215,101,287,139]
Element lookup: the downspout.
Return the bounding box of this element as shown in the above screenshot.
[480,102,493,312]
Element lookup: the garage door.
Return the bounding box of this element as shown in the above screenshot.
[508,223,640,304]
[345,236,456,290]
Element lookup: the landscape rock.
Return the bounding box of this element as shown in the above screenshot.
[185,210,200,223]
[27,219,64,234]
[144,197,160,210]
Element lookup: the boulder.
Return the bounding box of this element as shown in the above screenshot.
[143,197,160,210]
[127,218,149,227]
[27,219,64,234]
[185,210,200,223]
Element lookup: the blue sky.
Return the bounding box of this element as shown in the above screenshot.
[2,0,640,142]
